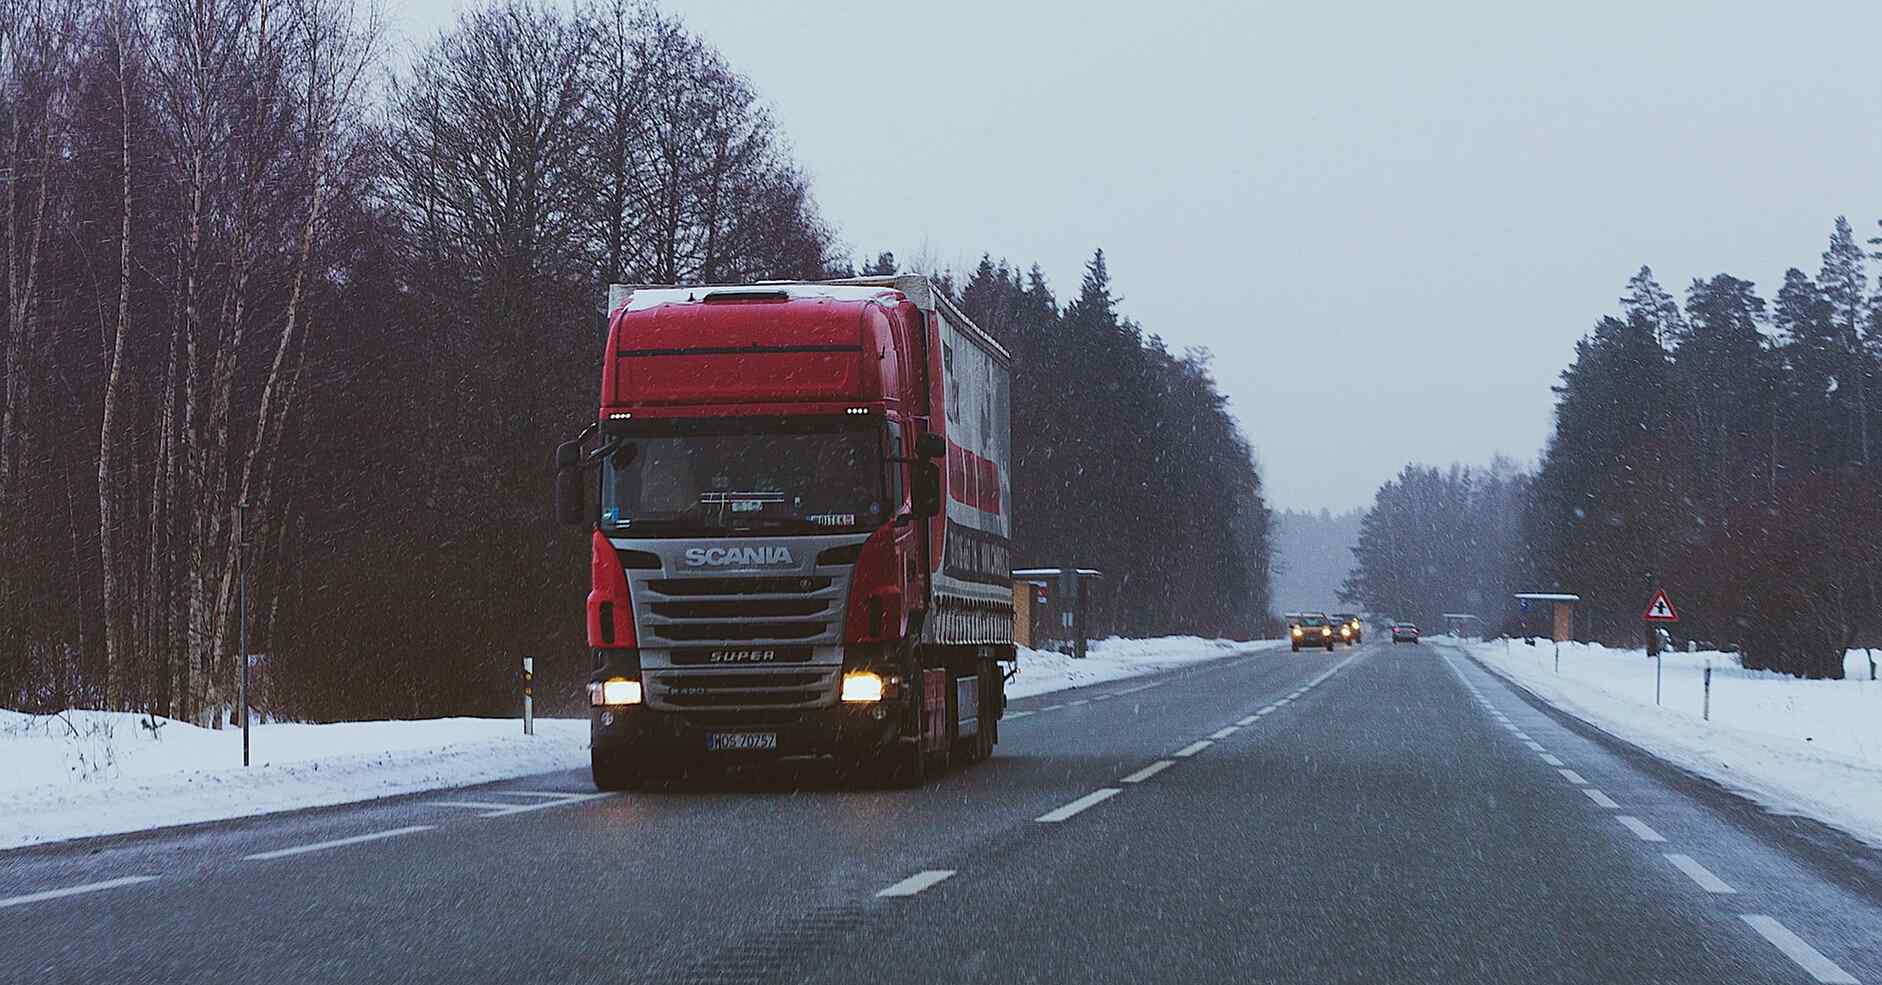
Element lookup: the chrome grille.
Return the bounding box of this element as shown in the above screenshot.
[637,574,844,646]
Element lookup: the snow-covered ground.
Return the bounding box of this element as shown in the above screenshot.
[1009,635,1278,699]
[1442,637,1882,848]
[1,636,1266,850]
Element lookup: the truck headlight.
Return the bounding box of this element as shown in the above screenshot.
[590,676,642,706]
[841,671,884,703]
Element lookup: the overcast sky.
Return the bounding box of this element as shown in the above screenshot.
[397,0,1882,512]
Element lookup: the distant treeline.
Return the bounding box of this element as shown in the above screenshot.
[0,0,1273,721]
[1341,218,1882,679]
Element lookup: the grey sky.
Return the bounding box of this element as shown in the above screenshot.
[396,0,1882,511]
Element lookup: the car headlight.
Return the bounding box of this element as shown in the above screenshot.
[1291,627,1302,637]
[841,671,884,703]
[590,676,642,706]
[1341,627,1351,636]
[1321,627,1331,636]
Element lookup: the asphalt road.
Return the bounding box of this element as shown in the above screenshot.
[4,641,1880,984]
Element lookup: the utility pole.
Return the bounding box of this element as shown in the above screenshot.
[238,501,252,767]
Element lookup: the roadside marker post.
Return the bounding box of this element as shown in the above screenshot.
[522,656,535,737]
[1703,663,1712,722]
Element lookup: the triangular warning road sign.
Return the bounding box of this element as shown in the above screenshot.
[1643,589,1679,622]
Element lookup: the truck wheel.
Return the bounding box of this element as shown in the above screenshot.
[591,749,644,792]
[878,737,926,788]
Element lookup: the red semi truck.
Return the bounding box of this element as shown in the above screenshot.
[554,276,1017,788]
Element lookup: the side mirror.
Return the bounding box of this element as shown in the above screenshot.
[916,432,946,459]
[912,461,942,519]
[554,440,587,526]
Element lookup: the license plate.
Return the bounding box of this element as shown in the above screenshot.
[707,732,778,752]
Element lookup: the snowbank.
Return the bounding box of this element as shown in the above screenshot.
[0,712,589,851]
[1448,638,1882,847]
[1009,636,1276,699]
[1,636,1270,850]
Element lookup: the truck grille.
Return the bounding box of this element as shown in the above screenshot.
[632,564,850,711]
[638,575,843,646]
[652,670,833,708]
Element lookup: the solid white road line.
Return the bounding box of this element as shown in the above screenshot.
[1740,915,1859,984]
[1067,699,1089,707]
[1210,726,1239,739]
[244,825,434,861]
[1036,788,1122,823]
[1040,704,1065,712]
[1558,768,1588,784]
[1582,788,1621,809]
[1540,753,1566,767]
[433,801,523,812]
[1615,816,1667,843]
[1121,761,1175,783]
[1111,681,1162,696]
[489,790,587,799]
[876,870,956,897]
[463,792,611,817]
[1173,740,1213,758]
[1664,854,1736,894]
[1091,693,1115,701]
[1005,710,1034,719]
[1236,715,1260,726]
[0,876,158,910]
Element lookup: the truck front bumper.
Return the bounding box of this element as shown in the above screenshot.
[591,702,902,763]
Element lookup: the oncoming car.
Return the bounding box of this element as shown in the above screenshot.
[1291,612,1338,652]
[1390,622,1421,644]
[1330,613,1362,645]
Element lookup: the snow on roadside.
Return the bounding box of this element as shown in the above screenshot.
[1009,636,1278,699]
[1443,637,1882,848]
[2,636,1272,850]
[0,712,588,851]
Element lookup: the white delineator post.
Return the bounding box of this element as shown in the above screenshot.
[522,656,535,737]
[1703,662,1711,722]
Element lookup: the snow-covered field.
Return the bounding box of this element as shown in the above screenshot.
[1444,637,1882,848]
[1,636,1265,850]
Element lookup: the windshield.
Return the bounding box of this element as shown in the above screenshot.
[600,418,887,536]
[1299,615,1328,627]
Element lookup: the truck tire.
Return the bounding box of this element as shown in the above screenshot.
[591,749,644,791]
[878,737,926,788]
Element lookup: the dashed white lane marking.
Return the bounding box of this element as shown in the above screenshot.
[244,825,434,861]
[0,876,158,910]
[876,870,956,897]
[1173,740,1213,758]
[1664,854,1736,894]
[1036,788,1122,823]
[1511,731,1533,741]
[1110,681,1162,696]
[1040,704,1065,712]
[434,792,609,818]
[1523,740,1546,752]
[1121,761,1175,783]
[1582,788,1620,809]
[1558,768,1588,784]
[1209,726,1239,740]
[1236,715,1260,726]
[1067,699,1089,707]
[1257,707,1276,716]
[1005,710,1034,719]
[1615,816,1667,843]
[1540,753,1566,767]
[1091,693,1115,701]
[1740,915,1859,984]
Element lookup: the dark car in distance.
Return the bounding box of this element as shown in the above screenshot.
[1390,622,1420,644]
